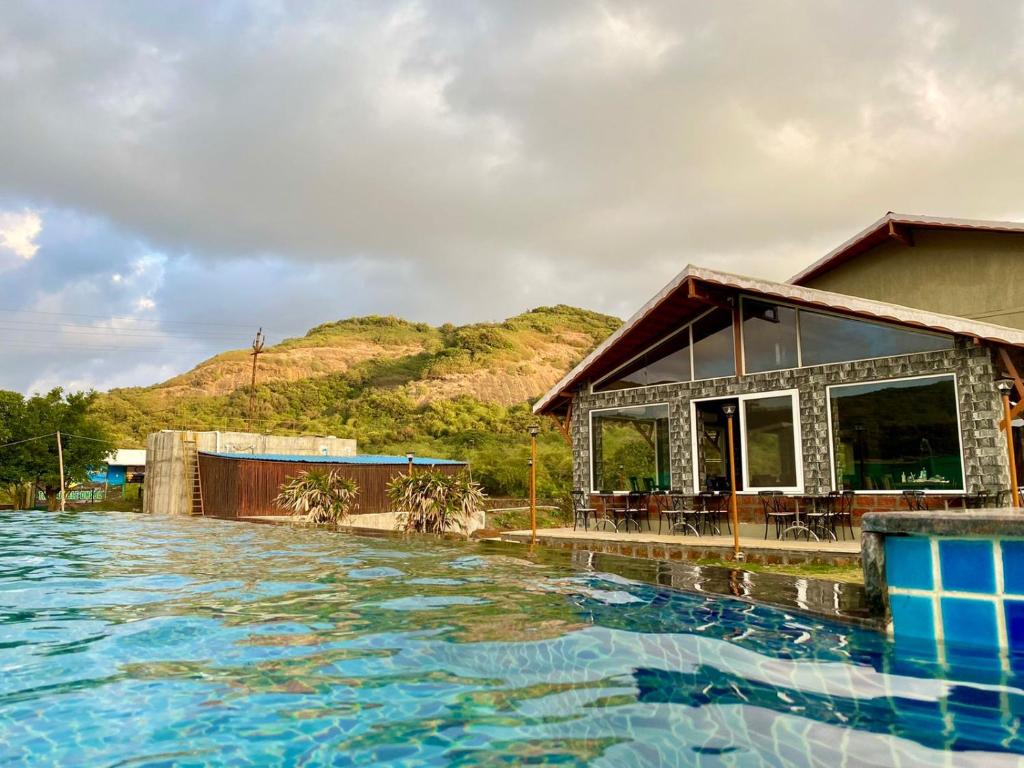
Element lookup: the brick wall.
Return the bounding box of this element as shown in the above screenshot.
[570,340,1007,499]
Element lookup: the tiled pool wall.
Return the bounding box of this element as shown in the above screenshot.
[884,533,1024,656]
[862,511,1024,662]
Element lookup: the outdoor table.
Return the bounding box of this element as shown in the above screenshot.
[784,495,827,541]
[593,492,638,532]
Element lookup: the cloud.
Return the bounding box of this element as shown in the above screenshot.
[0,2,1023,392]
[0,209,42,261]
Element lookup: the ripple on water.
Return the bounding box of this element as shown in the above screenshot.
[0,510,1021,767]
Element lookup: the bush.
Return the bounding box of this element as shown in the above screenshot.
[387,470,485,535]
[274,470,359,524]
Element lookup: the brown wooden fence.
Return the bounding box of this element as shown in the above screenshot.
[198,453,466,518]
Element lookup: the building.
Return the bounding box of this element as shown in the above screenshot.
[534,258,1024,517]
[144,430,358,516]
[198,452,471,530]
[87,449,147,487]
[791,213,1024,331]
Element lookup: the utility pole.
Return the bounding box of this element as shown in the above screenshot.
[248,328,266,429]
[56,430,65,512]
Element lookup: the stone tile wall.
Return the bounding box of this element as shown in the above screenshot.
[570,339,1007,500]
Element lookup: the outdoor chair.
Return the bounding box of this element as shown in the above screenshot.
[828,490,855,540]
[963,489,993,510]
[804,494,838,541]
[622,491,648,532]
[570,490,597,531]
[901,490,929,512]
[695,492,728,536]
[758,491,796,539]
[592,490,620,532]
[655,492,679,534]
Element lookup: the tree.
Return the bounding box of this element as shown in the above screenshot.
[0,388,114,510]
[387,470,486,535]
[274,469,359,524]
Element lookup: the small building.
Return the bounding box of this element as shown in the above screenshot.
[197,452,471,530]
[534,262,1024,518]
[87,449,147,487]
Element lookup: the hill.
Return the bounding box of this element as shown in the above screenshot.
[92,305,621,497]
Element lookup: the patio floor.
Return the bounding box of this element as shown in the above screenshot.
[501,522,861,565]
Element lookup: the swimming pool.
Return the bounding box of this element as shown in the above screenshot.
[1,511,1021,766]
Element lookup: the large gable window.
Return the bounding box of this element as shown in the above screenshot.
[593,330,691,392]
[800,311,953,367]
[828,375,964,492]
[741,299,798,373]
[692,308,736,380]
[590,404,670,492]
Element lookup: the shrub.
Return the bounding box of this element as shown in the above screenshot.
[274,470,359,524]
[387,470,485,535]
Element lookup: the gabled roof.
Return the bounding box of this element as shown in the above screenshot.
[789,212,1024,285]
[533,264,1024,415]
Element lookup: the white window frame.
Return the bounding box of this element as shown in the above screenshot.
[588,402,670,493]
[689,389,804,494]
[824,373,966,495]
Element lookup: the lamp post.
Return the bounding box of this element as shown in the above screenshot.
[406,452,415,476]
[528,424,539,545]
[997,379,1019,508]
[722,404,742,560]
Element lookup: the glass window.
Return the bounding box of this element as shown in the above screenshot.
[829,375,963,491]
[742,299,798,373]
[594,329,691,392]
[692,308,735,380]
[744,395,798,488]
[800,310,953,367]
[591,404,670,491]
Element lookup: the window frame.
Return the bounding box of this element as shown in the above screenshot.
[824,372,966,495]
[688,388,804,494]
[588,402,671,493]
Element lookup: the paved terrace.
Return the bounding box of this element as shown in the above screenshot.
[501,523,862,566]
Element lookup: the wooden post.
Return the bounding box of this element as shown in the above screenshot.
[529,424,539,545]
[56,430,65,513]
[1003,390,1020,508]
[723,406,741,559]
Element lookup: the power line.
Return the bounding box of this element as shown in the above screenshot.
[0,432,57,450]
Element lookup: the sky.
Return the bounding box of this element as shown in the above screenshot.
[2,1,1024,394]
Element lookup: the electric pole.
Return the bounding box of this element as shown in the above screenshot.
[248,328,265,428]
[56,430,65,512]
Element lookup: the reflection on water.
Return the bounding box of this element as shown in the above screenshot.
[0,511,1021,766]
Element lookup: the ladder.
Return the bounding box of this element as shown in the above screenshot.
[182,438,205,516]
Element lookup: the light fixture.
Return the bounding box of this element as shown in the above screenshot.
[997,378,1015,394]
[528,423,540,437]
[722,404,736,416]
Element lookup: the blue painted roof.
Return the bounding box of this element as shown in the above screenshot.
[205,452,464,466]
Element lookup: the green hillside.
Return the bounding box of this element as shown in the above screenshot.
[92,306,620,498]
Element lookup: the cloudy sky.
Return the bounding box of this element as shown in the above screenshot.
[2,1,1024,394]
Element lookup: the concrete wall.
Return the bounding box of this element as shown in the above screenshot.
[569,340,1008,511]
[801,230,1024,329]
[144,430,357,516]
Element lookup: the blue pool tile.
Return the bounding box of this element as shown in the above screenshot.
[1002,541,1024,595]
[885,536,933,590]
[939,540,995,594]
[890,594,936,642]
[1004,600,1024,654]
[941,597,999,649]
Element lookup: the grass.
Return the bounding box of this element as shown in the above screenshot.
[692,557,864,583]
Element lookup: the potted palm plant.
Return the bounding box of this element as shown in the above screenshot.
[274,469,359,524]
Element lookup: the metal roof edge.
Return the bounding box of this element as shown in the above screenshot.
[534,262,1024,415]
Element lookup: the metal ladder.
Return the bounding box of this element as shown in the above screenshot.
[182,438,205,516]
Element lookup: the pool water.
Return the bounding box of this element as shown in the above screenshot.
[1,512,1022,766]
